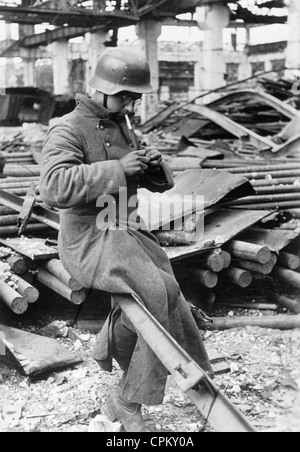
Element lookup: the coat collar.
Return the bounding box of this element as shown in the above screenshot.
[75,93,112,119]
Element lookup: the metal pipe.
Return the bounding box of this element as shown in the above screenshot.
[6,255,28,275]
[221,267,253,288]
[0,181,38,189]
[239,170,300,180]
[255,185,300,195]
[196,252,225,273]
[14,275,39,304]
[186,266,219,288]
[217,164,300,174]
[37,267,88,305]
[235,259,275,275]
[225,240,272,264]
[278,252,300,271]
[1,177,40,183]
[2,152,33,158]
[231,201,300,210]
[217,302,278,311]
[251,177,300,187]
[0,214,37,227]
[43,259,83,291]
[228,193,300,206]
[272,293,300,314]
[273,267,300,289]
[219,251,232,269]
[3,187,40,196]
[0,278,28,314]
[202,160,300,169]
[0,223,51,236]
[4,167,40,177]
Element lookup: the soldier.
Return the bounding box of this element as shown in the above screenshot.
[40,47,212,432]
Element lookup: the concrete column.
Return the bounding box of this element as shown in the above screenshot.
[286,0,300,71]
[195,3,230,98]
[85,30,109,95]
[52,40,70,95]
[136,20,161,124]
[23,57,36,86]
[19,24,36,86]
[160,85,170,102]
[4,23,16,87]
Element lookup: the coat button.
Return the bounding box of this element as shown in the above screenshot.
[106,142,111,147]
[100,125,105,130]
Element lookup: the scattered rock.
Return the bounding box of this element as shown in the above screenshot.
[230,362,239,374]
[37,321,68,339]
[88,415,122,433]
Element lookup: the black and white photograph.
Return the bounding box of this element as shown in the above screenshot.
[0,0,299,435]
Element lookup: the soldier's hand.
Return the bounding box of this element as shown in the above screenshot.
[147,149,163,169]
[120,150,150,177]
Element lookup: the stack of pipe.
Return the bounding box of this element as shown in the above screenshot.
[0,174,52,236]
[0,231,89,311]
[173,237,300,315]
[0,253,39,314]
[200,159,300,213]
[37,259,88,306]
[0,253,88,313]
[0,146,42,236]
[3,164,41,178]
[2,151,36,165]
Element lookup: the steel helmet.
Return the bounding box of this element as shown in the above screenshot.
[89,47,154,95]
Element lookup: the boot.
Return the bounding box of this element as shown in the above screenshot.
[101,390,149,432]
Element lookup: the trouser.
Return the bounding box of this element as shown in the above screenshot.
[112,310,137,374]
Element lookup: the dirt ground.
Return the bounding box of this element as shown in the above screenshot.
[1,306,300,433]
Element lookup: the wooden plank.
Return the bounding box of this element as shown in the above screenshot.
[164,209,274,262]
[0,324,82,376]
[0,237,58,261]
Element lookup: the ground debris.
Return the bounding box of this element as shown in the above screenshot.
[0,323,299,432]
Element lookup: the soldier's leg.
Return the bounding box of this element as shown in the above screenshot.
[112,311,137,372]
[103,310,149,431]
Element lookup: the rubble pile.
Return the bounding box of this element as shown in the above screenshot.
[0,81,298,326]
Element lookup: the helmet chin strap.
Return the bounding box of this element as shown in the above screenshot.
[103,94,109,110]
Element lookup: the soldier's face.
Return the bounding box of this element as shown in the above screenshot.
[108,92,142,116]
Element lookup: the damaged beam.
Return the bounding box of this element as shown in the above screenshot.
[0,5,139,27]
[0,189,59,231]
[208,89,300,121]
[115,294,256,432]
[185,104,274,151]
